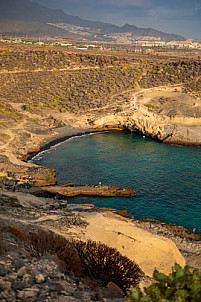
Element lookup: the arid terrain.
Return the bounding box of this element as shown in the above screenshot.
[0,41,201,301]
[0,42,201,184]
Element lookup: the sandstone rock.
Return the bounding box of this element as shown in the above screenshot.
[17,266,27,278]
[0,278,11,291]
[4,291,16,302]
[0,155,57,186]
[7,274,17,281]
[18,288,39,299]
[91,88,201,146]
[35,273,45,284]
[42,184,136,198]
[106,282,124,298]
[0,291,7,299]
[56,296,78,301]
[69,211,186,277]
[23,273,34,286]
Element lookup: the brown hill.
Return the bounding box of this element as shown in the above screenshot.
[0,0,186,42]
[0,19,75,37]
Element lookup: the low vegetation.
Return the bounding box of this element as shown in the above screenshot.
[0,196,23,207]
[0,231,5,254]
[126,264,201,302]
[7,227,142,293]
[74,240,142,293]
[0,47,201,118]
[6,225,201,300]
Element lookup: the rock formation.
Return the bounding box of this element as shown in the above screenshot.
[90,86,201,145]
[41,184,136,197]
[0,155,57,186]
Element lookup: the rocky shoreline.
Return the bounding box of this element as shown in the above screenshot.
[0,127,201,302]
[1,123,200,239]
[0,189,200,301]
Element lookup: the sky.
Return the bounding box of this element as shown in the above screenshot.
[32,0,201,39]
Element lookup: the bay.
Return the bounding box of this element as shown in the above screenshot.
[32,131,201,234]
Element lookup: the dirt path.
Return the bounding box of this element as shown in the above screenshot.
[86,88,137,113]
[0,65,114,75]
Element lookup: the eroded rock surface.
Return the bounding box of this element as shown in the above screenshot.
[41,184,136,197]
[91,87,201,145]
[0,155,57,186]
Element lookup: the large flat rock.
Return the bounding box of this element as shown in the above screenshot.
[42,184,136,197]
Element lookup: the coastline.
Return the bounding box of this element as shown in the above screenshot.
[27,127,95,161]
[27,127,118,161]
[0,118,200,300]
[0,189,200,276]
[21,126,201,238]
[0,119,200,238]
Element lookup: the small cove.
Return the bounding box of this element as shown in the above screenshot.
[32,131,201,234]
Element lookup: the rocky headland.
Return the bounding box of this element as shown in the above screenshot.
[0,42,201,300]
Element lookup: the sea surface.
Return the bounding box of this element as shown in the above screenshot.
[32,131,201,234]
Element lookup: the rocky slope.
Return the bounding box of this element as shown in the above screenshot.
[0,190,192,301]
[0,190,200,301]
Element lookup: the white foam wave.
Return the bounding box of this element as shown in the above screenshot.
[28,131,104,163]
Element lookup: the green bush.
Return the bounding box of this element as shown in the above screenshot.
[126,264,201,302]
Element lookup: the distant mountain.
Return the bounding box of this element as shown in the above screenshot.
[0,19,76,38]
[0,0,186,42]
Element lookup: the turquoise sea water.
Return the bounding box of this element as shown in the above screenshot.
[33,131,201,234]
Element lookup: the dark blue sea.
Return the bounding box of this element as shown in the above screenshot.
[32,131,201,234]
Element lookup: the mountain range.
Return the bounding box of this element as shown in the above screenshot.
[0,0,186,42]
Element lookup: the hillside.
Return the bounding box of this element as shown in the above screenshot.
[0,0,186,41]
[0,42,201,165]
[0,19,77,38]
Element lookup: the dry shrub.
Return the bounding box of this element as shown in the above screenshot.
[0,232,5,254]
[1,196,23,208]
[8,226,27,241]
[25,230,82,276]
[6,226,142,292]
[74,240,142,293]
